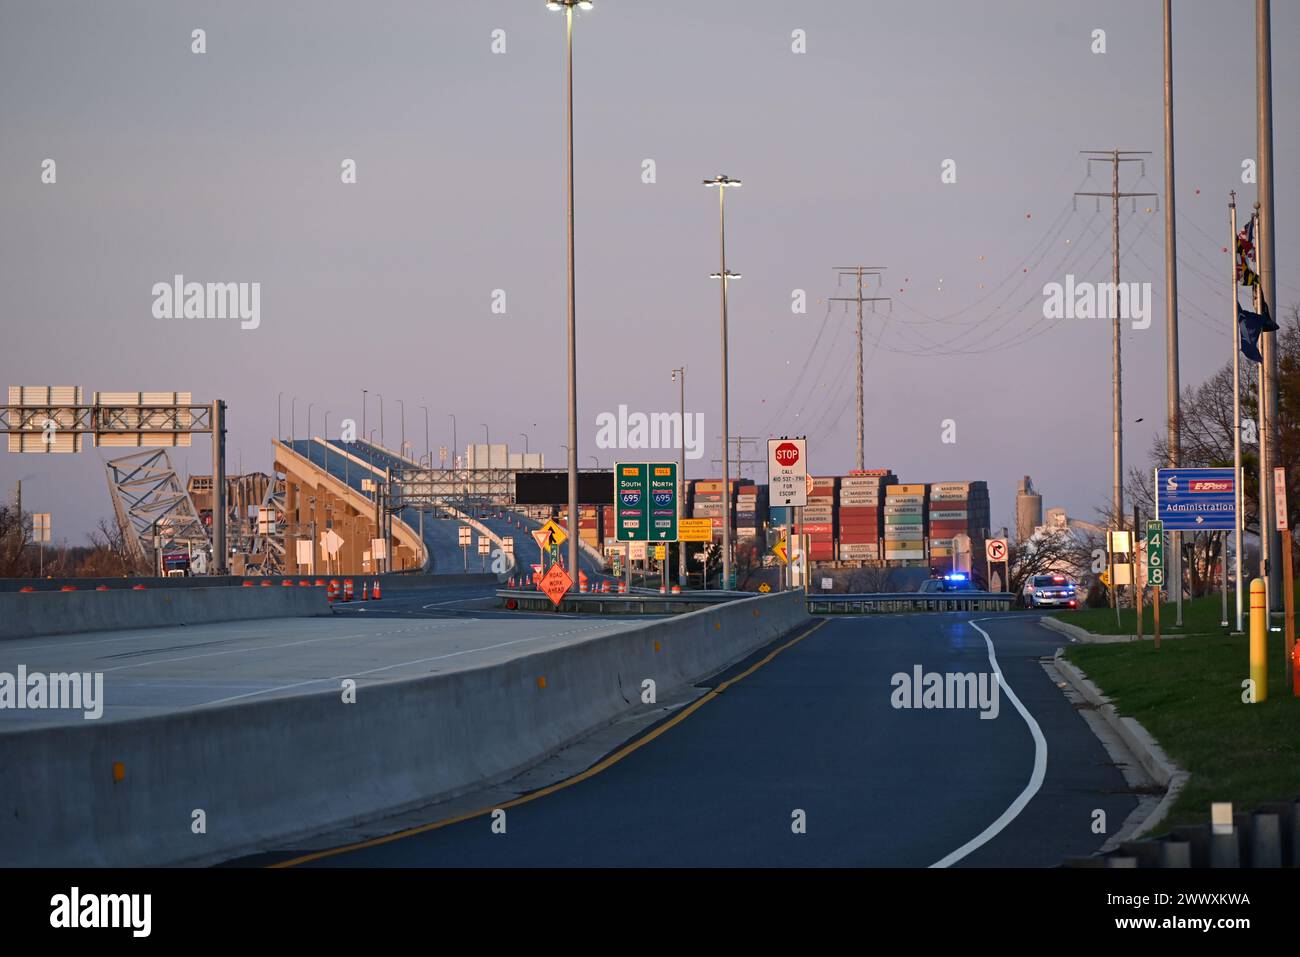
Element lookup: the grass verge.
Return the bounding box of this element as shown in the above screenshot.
[1062,591,1299,831]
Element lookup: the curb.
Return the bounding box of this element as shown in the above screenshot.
[1039,615,1191,645]
[1053,649,1189,839]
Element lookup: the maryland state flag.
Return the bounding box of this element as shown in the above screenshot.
[1237,217,1260,287]
[1238,294,1277,363]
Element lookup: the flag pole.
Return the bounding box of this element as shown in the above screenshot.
[1231,193,1244,634]
[1252,208,1269,621]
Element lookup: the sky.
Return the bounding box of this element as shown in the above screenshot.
[1,0,1297,542]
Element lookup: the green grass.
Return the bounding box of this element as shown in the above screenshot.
[1056,590,1242,637]
[1062,605,1300,832]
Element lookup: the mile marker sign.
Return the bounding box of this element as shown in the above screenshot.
[768,438,808,507]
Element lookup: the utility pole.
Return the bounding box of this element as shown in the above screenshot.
[829,266,889,472]
[671,366,687,587]
[1256,0,1281,607]
[711,435,763,580]
[705,173,742,590]
[1076,151,1156,535]
[1162,0,1184,627]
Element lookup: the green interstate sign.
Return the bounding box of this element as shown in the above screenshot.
[615,462,678,542]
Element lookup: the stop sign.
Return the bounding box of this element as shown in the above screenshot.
[775,442,800,466]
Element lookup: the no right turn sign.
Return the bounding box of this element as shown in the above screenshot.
[986,538,1008,563]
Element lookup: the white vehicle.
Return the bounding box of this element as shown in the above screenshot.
[1024,574,1078,609]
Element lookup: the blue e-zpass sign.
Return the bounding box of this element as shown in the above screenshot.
[1155,467,1237,531]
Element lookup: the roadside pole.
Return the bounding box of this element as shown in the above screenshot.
[1135,508,1144,642]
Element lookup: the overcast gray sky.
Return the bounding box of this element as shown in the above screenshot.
[2,0,1297,540]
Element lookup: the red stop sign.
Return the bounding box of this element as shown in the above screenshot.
[775,442,800,466]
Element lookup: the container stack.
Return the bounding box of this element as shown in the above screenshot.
[883,483,928,563]
[803,476,838,563]
[734,481,766,542]
[692,480,726,539]
[837,469,895,563]
[927,481,990,572]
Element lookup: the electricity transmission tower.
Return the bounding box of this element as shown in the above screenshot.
[829,266,890,472]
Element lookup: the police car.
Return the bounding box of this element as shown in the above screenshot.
[1025,574,1078,608]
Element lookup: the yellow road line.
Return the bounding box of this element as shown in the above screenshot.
[270,618,829,868]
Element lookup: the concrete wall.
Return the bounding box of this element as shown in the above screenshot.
[1,591,811,866]
[0,586,330,641]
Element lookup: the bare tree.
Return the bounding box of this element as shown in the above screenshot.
[1008,526,1095,602]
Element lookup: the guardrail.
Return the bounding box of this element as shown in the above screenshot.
[806,591,1017,614]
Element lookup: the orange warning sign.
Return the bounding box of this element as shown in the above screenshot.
[539,563,573,607]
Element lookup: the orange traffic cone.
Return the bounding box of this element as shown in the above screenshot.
[361,580,370,600]
[372,580,382,600]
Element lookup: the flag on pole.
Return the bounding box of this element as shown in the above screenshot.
[1237,218,1259,287]
[1238,294,1277,364]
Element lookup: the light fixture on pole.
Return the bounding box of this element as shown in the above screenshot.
[547,0,593,579]
[705,175,742,590]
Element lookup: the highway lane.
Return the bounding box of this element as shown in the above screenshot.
[254,612,1137,867]
[0,585,647,729]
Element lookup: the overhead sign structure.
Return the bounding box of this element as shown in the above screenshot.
[985,538,1007,563]
[539,563,572,607]
[768,438,808,507]
[1155,467,1237,531]
[678,518,714,542]
[1146,520,1165,587]
[615,462,678,542]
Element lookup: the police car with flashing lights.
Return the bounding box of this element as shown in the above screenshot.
[1025,574,1079,608]
[917,571,975,593]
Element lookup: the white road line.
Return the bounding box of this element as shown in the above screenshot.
[420,597,497,609]
[929,618,1048,868]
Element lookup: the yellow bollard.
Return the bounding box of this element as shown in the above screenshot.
[1250,578,1268,703]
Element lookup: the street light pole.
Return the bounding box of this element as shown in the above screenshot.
[362,389,367,442]
[376,393,384,449]
[291,397,297,446]
[277,391,284,442]
[422,405,430,467]
[521,433,530,455]
[705,174,742,590]
[398,399,406,459]
[672,367,686,587]
[548,0,591,582]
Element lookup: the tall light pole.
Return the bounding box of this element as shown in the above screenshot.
[481,423,490,468]
[671,366,686,587]
[291,397,297,446]
[376,393,385,448]
[307,403,315,442]
[422,405,430,466]
[324,411,331,475]
[547,0,591,580]
[448,414,457,468]
[1256,0,1281,606]
[705,173,741,590]
[1162,0,1184,625]
[398,399,407,460]
[277,391,284,442]
[520,433,530,455]
[362,389,367,442]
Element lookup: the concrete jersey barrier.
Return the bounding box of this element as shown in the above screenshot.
[0,591,811,866]
[0,586,330,641]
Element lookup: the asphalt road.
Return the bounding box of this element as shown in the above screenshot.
[253,612,1137,867]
